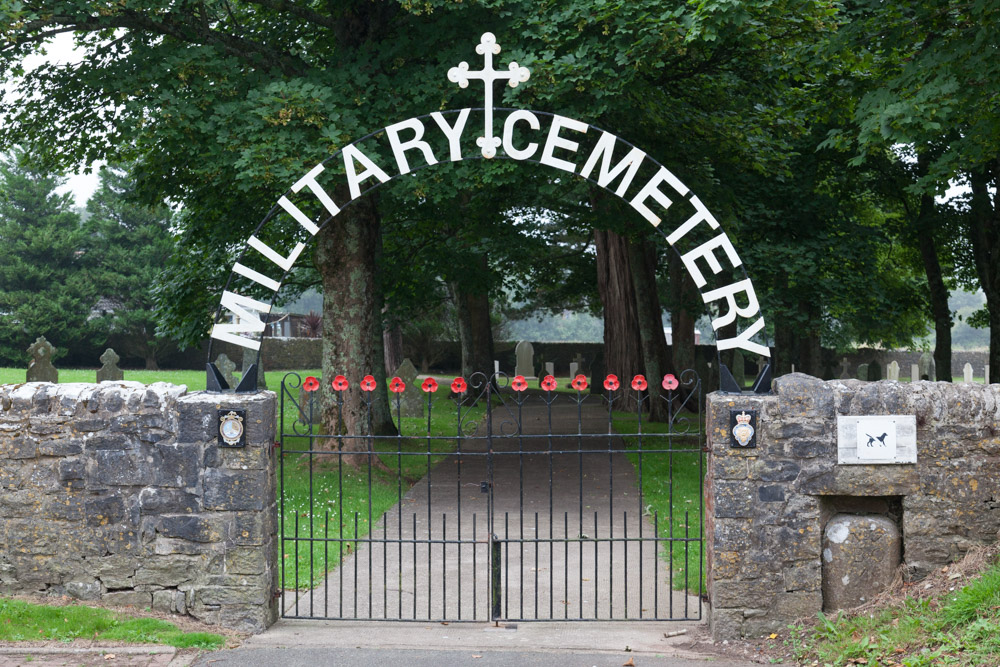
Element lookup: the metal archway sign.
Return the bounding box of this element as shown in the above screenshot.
[207,33,771,394]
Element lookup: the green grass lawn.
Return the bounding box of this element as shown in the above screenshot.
[0,597,225,648]
[614,410,705,594]
[777,555,1000,666]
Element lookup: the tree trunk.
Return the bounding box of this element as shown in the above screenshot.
[449,255,495,381]
[596,228,644,410]
[144,352,159,371]
[628,235,674,421]
[797,301,822,377]
[916,193,952,382]
[383,319,403,377]
[667,252,699,376]
[772,316,795,377]
[969,162,1000,379]
[315,193,397,466]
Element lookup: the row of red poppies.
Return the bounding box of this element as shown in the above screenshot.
[300,373,681,394]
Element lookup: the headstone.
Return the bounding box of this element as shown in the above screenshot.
[394,358,424,418]
[886,360,899,381]
[918,351,935,381]
[910,363,919,383]
[26,336,58,383]
[514,341,535,378]
[839,358,851,380]
[856,363,869,381]
[867,361,882,382]
[731,350,745,389]
[545,361,555,377]
[494,360,500,375]
[96,348,124,382]
[822,514,901,611]
[215,353,238,390]
[963,362,974,384]
[241,348,268,390]
[986,364,990,384]
[569,362,579,378]
[791,363,795,374]
[572,353,585,372]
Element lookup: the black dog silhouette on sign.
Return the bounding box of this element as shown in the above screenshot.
[865,432,889,447]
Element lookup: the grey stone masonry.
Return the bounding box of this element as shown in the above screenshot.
[706,374,1000,641]
[0,381,278,633]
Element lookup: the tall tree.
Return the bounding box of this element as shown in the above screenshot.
[0,151,93,364]
[83,164,175,369]
[824,0,1000,374]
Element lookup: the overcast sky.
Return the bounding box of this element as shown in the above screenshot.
[11,32,101,207]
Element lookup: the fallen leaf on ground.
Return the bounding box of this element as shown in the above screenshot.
[768,633,778,639]
[623,658,635,667]
[472,655,482,659]
[103,655,116,661]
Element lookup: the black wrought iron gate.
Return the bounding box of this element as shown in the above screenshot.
[278,370,703,622]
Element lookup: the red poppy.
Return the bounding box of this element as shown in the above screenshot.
[541,375,558,392]
[451,377,468,394]
[631,374,648,391]
[389,377,406,393]
[662,374,679,391]
[421,377,439,393]
[603,374,620,391]
[302,376,320,392]
[571,374,588,391]
[360,375,377,392]
[331,375,349,391]
[511,375,528,392]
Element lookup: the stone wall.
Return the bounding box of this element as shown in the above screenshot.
[706,375,1000,640]
[0,382,278,633]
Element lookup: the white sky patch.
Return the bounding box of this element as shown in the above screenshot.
[4,32,102,206]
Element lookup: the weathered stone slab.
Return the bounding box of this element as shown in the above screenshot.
[26,336,57,383]
[514,341,534,378]
[393,358,423,418]
[822,514,900,611]
[97,348,124,383]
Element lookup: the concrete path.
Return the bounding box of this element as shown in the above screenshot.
[283,394,702,622]
[191,620,755,666]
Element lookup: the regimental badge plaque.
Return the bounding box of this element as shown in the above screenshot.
[730,409,757,448]
[218,409,247,448]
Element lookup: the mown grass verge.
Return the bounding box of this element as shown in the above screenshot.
[0,597,226,648]
[613,409,704,594]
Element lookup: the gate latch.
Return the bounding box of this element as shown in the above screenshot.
[480,481,490,493]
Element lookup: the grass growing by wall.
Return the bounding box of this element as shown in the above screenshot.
[777,555,1000,666]
[0,598,226,648]
[613,410,705,595]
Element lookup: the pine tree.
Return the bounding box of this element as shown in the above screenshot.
[0,150,94,366]
[83,165,175,369]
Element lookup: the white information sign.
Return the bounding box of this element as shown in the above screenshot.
[837,415,916,465]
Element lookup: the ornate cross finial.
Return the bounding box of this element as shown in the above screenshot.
[448,32,530,158]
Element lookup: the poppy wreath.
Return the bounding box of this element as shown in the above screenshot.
[571,374,588,391]
[451,377,468,394]
[302,376,320,392]
[331,375,349,391]
[389,377,406,393]
[603,374,620,391]
[631,375,648,391]
[360,375,377,392]
[662,374,679,391]
[421,377,439,393]
[541,375,558,391]
[511,375,528,392]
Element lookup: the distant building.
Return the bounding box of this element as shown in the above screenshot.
[663,327,701,346]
